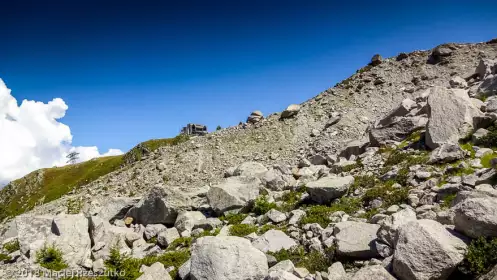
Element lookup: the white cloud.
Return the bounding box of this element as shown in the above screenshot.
[0,78,123,186]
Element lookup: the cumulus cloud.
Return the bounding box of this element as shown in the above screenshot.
[0,78,123,186]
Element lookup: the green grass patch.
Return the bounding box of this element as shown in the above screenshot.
[278,187,307,212]
[481,153,497,168]
[384,150,429,168]
[301,197,362,227]
[229,224,258,237]
[167,237,193,251]
[0,253,11,262]
[259,224,278,234]
[220,213,247,225]
[123,135,190,164]
[398,130,423,149]
[36,244,68,271]
[441,193,457,209]
[0,155,124,221]
[460,142,476,158]
[2,239,19,253]
[463,237,497,275]
[252,195,277,215]
[103,245,190,280]
[349,175,377,194]
[362,183,410,209]
[268,246,333,273]
[146,236,157,244]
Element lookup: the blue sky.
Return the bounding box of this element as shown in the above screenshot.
[0,0,496,153]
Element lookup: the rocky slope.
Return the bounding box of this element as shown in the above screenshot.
[0,38,497,280]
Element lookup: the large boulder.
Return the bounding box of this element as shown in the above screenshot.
[334,221,381,259]
[377,208,417,248]
[190,236,268,280]
[207,176,261,214]
[281,104,301,119]
[266,270,301,280]
[479,75,497,96]
[125,186,192,225]
[261,169,289,191]
[369,116,428,146]
[476,58,497,79]
[378,98,418,126]
[88,197,140,223]
[251,230,297,253]
[0,220,18,244]
[138,262,172,280]
[89,216,133,260]
[175,211,206,233]
[425,87,481,149]
[247,111,264,124]
[144,224,167,240]
[393,219,467,280]
[483,96,497,113]
[353,265,396,280]
[371,54,383,66]
[369,98,428,146]
[233,162,268,177]
[306,176,354,204]
[428,143,467,164]
[51,214,92,267]
[339,138,370,160]
[454,196,497,238]
[15,215,54,258]
[157,228,180,247]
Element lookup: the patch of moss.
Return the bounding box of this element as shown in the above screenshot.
[142,250,190,279]
[36,244,68,271]
[0,253,11,262]
[104,245,190,280]
[220,213,247,225]
[258,224,278,234]
[384,150,410,166]
[398,130,423,149]
[167,237,193,251]
[300,197,362,227]
[460,142,476,158]
[278,187,307,212]
[481,153,497,168]
[268,246,333,273]
[229,224,258,237]
[146,236,157,244]
[340,161,364,173]
[362,183,409,209]
[349,175,376,194]
[2,239,19,253]
[252,195,277,215]
[384,150,428,168]
[441,193,457,209]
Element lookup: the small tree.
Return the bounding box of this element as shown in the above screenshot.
[216,125,222,131]
[66,152,80,164]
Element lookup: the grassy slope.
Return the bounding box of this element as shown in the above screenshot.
[123,134,189,163]
[0,135,190,221]
[0,155,124,221]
